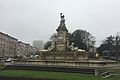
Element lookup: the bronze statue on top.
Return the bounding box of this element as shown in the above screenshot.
[59,13,65,24]
[60,13,64,19]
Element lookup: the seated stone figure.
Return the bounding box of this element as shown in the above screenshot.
[48,42,55,51]
[69,42,78,51]
[69,42,86,52]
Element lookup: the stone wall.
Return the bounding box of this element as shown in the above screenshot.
[14,59,117,68]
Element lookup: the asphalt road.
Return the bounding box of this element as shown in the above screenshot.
[0,76,55,80]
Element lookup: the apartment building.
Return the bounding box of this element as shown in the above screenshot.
[0,32,18,58]
[25,43,33,55]
[0,32,38,58]
[33,40,44,50]
[17,41,26,56]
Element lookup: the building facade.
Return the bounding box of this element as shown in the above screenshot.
[33,40,44,50]
[0,32,18,58]
[0,32,37,58]
[25,43,33,55]
[17,41,26,56]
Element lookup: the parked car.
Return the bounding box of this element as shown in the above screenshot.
[5,58,13,62]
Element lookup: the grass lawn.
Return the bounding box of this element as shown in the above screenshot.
[0,70,120,80]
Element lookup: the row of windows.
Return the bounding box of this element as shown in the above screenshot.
[0,40,17,45]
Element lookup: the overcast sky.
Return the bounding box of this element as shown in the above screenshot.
[0,0,120,47]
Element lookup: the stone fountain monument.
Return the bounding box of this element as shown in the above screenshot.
[40,13,88,61]
[13,14,117,75]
